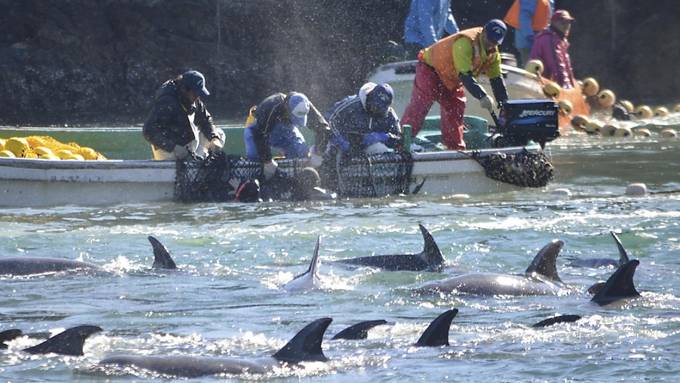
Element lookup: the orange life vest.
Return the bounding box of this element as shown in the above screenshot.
[421,27,498,91]
[504,0,551,32]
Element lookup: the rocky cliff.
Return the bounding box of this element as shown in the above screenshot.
[0,0,677,125]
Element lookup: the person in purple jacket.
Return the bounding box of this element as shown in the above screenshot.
[528,9,577,88]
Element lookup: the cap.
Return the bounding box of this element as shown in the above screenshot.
[287,92,310,128]
[359,82,394,117]
[552,9,575,22]
[181,70,210,98]
[484,19,507,45]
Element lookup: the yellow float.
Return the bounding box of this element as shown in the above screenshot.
[570,115,589,130]
[584,121,602,135]
[525,59,544,75]
[597,90,616,108]
[634,105,653,119]
[635,128,651,137]
[5,137,31,157]
[542,81,561,98]
[614,126,632,137]
[674,104,680,113]
[581,78,599,97]
[619,100,635,113]
[0,150,16,158]
[660,129,677,139]
[558,99,573,116]
[599,124,617,137]
[654,107,669,117]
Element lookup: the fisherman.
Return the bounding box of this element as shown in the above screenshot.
[503,0,554,66]
[143,70,225,160]
[244,92,329,180]
[326,82,402,156]
[403,0,459,59]
[401,19,510,150]
[528,10,577,88]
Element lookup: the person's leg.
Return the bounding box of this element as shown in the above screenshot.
[401,62,439,137]
[438,86,467,150]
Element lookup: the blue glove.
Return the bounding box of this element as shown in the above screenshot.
[362,132,389,147]
[331,134,350,152]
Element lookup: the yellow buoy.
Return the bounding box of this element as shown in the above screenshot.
[0,150,16,158]
[674,104,680,113]
[79,147,99,160]
[70,154,85,161]
[600,124,617,137]
[26,136,47,148]
[584,121,602,135]
[654,106,669,117]
[525,59,544,75]
[0,138,5,151]
[33,146,55,158]
[5,137,30,157]
[56,149,75,160]
[614,126,632,137]
[635,128,651,137]
[660,129,677,139]
[619,100,635,113]
[597,89,616,108]
[571,115,589,130]
[543,81,561,98]
[634,105,653,119]
[581,77,600,97]
[558,99,573,116]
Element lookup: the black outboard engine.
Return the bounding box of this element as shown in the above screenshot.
[492,99,560,148]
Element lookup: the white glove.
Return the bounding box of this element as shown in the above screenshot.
[479,94,495,113]
[263,159,278,180]
[409,143,424,152]
[364,142,393,155]
[308,153,323,168]
[207,137,224,152]
[173,144,191,159]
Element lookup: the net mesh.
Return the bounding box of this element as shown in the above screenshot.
[324,152,414,198]
[472,149,554,188]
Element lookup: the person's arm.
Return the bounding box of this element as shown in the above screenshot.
[453,38,487,100]
[416,0,439,47]
[306,102,331,151]
[194,101,224,149]
[143,95,179,152]
[486,52,508,104]
[517,0,538,48]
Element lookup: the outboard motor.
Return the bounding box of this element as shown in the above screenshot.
[492,99,560,148]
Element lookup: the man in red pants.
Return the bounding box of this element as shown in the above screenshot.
[401,19,509,150]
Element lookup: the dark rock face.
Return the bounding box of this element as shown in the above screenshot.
[0,0,676,125]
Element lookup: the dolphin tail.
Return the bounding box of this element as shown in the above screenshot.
[23,325,102,356]
[0,329,23,349]
[415,308,458,347]
[148,236,177,269]
[525,239,564,282]
[331,320,388,340]
[272,317,332,363]
[610,232,631,266]
[419,224,444,271]
[591,260,641,306]
[531,314,582,328]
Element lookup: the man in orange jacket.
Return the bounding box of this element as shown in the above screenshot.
[401,19,509,150]
[503,0,554,67]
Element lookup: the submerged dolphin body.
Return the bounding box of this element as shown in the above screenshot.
[0,236,176,276]
[568,232,630,268]
[282,236,322,292]
[99,318,332,378]
[414,240,565,296]
[590,260,641,306]
[337,225,444,271]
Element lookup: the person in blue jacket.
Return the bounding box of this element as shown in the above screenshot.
[326,82,402,156]
[403,0,459,58]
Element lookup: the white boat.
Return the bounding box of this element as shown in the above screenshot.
[0,146,543,208]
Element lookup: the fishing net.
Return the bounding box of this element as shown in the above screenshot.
[472,149,553,188]
[321,151,414,198]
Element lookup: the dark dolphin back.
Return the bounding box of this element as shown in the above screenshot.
[1,329,23,349]
[23,325,102,356]
[418,224,444,271]
[525,240,564,282]
[273,318,332,363]
[591,260,641,306]
[610,232,631,266]
[532,315,582,328]
[331,320,388,340]
[147,236,177,269]
[415,309,458,347]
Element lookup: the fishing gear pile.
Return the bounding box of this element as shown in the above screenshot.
[472,149,553,188]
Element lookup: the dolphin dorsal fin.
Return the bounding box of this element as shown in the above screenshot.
[525,240,564,282]
[148,236,177,269]
[23,325,102,356]
[591,260,641,306]
[419,225,444,271]
[532,315,582,328]
[610,232,630,266]
[307,236,321,276]
[331,320,388,340]
[273,318,332,363]
[0,329,23,349]
[415,309,458,347]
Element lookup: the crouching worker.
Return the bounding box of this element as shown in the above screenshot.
[244,92,330,180]
[326,82,402,156]
[143,70,225,160]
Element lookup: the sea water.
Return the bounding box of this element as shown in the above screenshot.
[1,119,679,382]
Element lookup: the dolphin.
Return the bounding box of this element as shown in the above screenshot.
[415,309,459,347]
[531,314,582,328]
[337,224,444,271]
[13,325,103,356]
[414,240,565,296]
[568,232,630,268]
[99,318,332,378]
[1,329,23,349]
[331,320,388,340]
[282,236,322,292]
[0,236,176,276]
[590,260,641,306]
